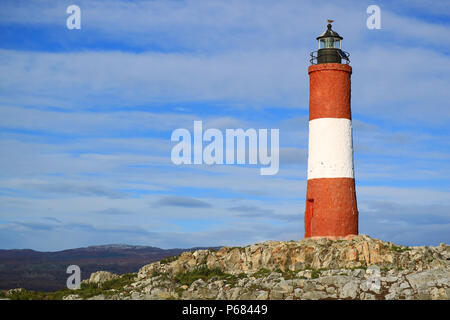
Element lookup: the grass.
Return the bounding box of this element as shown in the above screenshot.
[0,273,137,300]
[174,266,234,287]
[303,267,330,279]
[252,268,272,278]
[348,266,368,271]
[311,269,320,279]
[160,255,180,265]
[174,286,185,298]
[391,245,410,252]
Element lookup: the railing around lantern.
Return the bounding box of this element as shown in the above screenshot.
[309,50,350,65]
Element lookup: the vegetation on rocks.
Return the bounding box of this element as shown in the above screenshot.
[0,273,136,300]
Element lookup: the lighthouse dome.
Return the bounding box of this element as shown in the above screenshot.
[310,22,350,65]
[316,23,343,41]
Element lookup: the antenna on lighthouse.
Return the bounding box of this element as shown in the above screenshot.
[327,19,334,24]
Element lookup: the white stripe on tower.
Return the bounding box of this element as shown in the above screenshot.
[307,118,354,180]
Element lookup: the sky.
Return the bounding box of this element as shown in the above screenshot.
[0,0,449,251]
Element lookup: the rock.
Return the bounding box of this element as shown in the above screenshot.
[406,269,450,292]
[326,286,336,294]
[293,288,303,298]
[255,291,269,300]
[384,292,396,300]
[269,290,284,300]
[138,263,160,279]
[88,294,107,300]
[352,269,365,278]
[340,281,359,299]
[382,276,398,283]
[360,278,381,294]
[301,291,328,300]
[430,287,448,300]
[273,281,293,294]
[62,294,81,300]
[6,288,25,295]
[319,275,355,287]
[365,265,381,276]
[12,235,448,301]
[361,293,376,300]
[87,271,119,284]
[229,288,242,300]
[399,282,410,290]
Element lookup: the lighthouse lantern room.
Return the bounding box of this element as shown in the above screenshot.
[311,22,350,65]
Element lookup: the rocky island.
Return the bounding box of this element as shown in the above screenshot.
[2,235,449,300]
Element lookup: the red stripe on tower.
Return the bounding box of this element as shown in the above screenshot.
[305,23,358,238]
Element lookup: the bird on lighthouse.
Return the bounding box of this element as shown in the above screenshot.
[304,21,358,238]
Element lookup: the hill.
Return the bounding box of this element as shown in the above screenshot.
[0,244,220,291]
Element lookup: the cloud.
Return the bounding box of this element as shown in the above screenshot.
[95,208,134,215]
[154,196,212,208]
[0,49,307,109]
[19,222,55,231]
[359,200,450,246]
[229,205,274,217]
[43,217,62,223]
[21,181,127,199]
[229,204,302,222]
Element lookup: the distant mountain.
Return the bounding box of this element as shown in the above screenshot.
[0,244,221,291]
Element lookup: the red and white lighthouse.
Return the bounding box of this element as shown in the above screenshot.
[304,22,358,238]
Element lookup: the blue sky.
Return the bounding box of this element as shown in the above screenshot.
[0,0,449,251]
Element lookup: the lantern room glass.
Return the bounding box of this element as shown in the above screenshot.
[318,38,341,49]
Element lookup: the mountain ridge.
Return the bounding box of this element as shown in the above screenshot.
[0,244,221,291]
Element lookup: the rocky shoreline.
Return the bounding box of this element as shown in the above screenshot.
[3,235,449,300]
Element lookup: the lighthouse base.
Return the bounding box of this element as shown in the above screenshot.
[304,177,358,238]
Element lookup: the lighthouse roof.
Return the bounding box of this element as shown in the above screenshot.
[316,23,343,40]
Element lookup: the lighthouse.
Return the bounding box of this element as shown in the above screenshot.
[304,22,358,238]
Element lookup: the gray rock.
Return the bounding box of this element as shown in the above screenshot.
[270,289,284,300]
[430,287,449,300]
[399,282,410,290]
[293,288,303,298]
[273,282,293,294]
[319,275,355,287]
[361,292,376,300]
[406,269,450,292]
[384,292,396,300]
[255,290,269,300]
[340,281,359,299]
[62,294,81,300]
[87,271,119,284]
[88,294,107,300]
[301,291,328,300]
[352,269,365,278]
[326,286,336,294]
[382,276,398,283]
[229,288,242,300]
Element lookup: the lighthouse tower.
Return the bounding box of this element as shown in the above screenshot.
[304,22,358,238]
